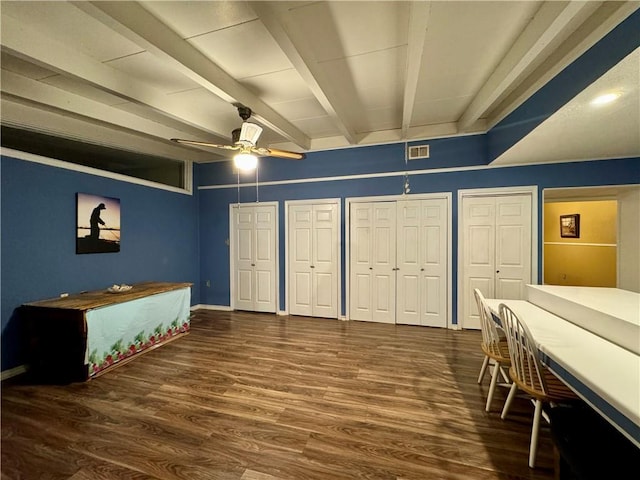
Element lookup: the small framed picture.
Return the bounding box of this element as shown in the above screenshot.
[560,214,580,238]
[76,193,121,254]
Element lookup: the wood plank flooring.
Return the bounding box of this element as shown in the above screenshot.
[2,310,558,479]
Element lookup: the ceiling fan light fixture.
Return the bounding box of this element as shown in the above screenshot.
[234,152,258,171]
[239,122,263,145]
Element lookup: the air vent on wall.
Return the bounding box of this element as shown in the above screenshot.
[407,144,430,160]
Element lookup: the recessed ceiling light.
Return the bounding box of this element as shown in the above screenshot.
[591,93,621,106]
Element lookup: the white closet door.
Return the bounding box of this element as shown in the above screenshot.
[495,195,531,300]
[289,205,313,316]
[461,194,531,329]
[350,203,374,321]
[397,199,448,327]
[462,197,496,329]
[397,200,422,325]
[288,202,338,318]
[349,202,396,323]
[312,204,338,318]
[232,204,277,313]
[371,203,396,323]
[419,198,448,327]
[253,205,277,313]
[233,207,256,312]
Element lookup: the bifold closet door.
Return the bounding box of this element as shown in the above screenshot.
[288,203,338,318]
[462,194,531,329]
[232,204,277,313]
[349,202,396,323]
[396,198,448,327]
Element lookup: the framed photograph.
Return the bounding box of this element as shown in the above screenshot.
[76,193,121,254]
[560,213,580,238]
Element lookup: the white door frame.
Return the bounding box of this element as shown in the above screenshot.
[457,186,538,329]
[345,193,453,327]
[229,202,280,312]
[284,198,342,318]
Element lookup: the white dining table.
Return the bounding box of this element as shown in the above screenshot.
[485,298,640,449]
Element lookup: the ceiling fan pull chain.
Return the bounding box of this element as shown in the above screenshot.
[237,169,240,207]
[256,161,260,203]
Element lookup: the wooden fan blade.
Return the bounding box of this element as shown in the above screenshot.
[171,138,240,151]
[252,147,305,160]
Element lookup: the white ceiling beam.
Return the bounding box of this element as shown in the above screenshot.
[73,1,310,150]
[401,2,431,139]
[250,1,360,145]
[0,69,219,162]
[0,14,232,142]
[0,97,218,164]
[458,0,601,132]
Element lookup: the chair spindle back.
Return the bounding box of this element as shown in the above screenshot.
[474,289,502,355]
[499,303,548,396]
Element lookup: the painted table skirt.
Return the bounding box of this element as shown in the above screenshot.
[22,282,192,383]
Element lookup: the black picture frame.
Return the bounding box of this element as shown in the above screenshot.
[560,214,580,238]
[76,193,121,254]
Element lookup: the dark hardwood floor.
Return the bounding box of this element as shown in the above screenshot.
[2,310,558,479]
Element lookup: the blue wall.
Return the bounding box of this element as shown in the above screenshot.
[1,155,200,371]
[197,143,640,320]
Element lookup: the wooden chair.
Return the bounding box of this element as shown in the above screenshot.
[474,289,511,412]
[499,303,579,469]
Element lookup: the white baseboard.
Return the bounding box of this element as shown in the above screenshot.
[191,304,233,311]
[277,310,288,316]
[1,364,28,381]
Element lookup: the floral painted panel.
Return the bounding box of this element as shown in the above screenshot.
[85,288,191,377]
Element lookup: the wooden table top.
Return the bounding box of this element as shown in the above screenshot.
[22,282,193,311]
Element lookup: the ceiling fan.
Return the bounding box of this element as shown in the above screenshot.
[171,105,305,169]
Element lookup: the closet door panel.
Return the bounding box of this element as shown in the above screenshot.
[350,203,373,321]
[289,205,313,316]
[495,196,531,300]
[420,198,448,327]
[312,203,338,318]
[396,200,421,325]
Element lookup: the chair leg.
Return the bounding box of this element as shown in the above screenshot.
[478,355,490,384]
[499,366,510,384]
[529,399,543,468]
[501,383,518,420]
[485,361,500,412]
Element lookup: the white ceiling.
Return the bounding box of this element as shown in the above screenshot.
[1,1,639,164]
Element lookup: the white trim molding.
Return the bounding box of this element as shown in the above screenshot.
[191,304,233,312]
